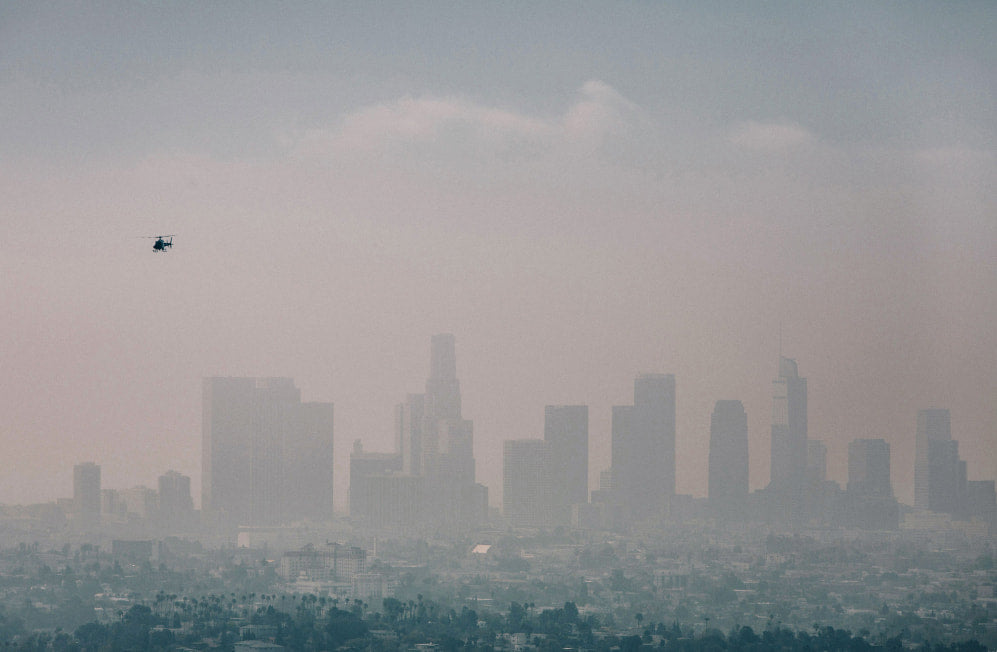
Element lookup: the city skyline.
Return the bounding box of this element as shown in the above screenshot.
[1,4,995,508]
[31,345,997,517]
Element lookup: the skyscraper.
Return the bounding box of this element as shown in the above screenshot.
[769,357,807,492]
[425,334,461,420]
[708,400,748,517]
[503,439,551,528]
[419,334,487,531]
[847,439,892,497]
[349,440,405,528]
[422,334,474,484]
[396,393,424,476]
[967,481,997,530]
[914,408,949,509]
[807,440,827,485]
[285,401,336,522]
[202,377,333,527]
[158,470,195,530]
[914,408,967,514]
[611,373,676,523]
[356,334,487,534]
[544,405,588,526]
[843,438,899,529]
[73,462,101,527]
[119,486,157,519]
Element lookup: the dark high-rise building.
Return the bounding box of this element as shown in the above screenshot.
[807,440,827,485]
[843,438,899,529]
[419,334,487,531]
[544,405,588,526]
[158,470,195,530]
[503,439,551,528]
[202,377,297,526]
[285,401,335,522]
[708,400,748,517]
[354,334,486,534]
[350,472,423,531]
[769,357,807,492]
[120,486,157,519]
[73,462,101,527]
[914,408,967,514]
[396,393,424,476]
[915,408,949,509]
[425,334,461,420]
[202,377,333,527]
[349,440,404,526]
[847,439,892,497]
[611,373,676,523]
[422,334,473,482]
[967,481,997,531]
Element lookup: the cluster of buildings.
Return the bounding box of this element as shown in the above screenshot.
[202,333,488,538]
[202,377,335,527]
[501,356,995,532]
[349,334,488,535]
[69,462,196,532]
[503,403,589,528]
[340,335,994,535]
[201,336,994,535]
[52,334,995,540]
[63,377,335,535]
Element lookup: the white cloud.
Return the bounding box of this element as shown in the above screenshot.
[563,80,644,144]
[337,97,552,149]
[291,80,643,161]
[729,121,816,151]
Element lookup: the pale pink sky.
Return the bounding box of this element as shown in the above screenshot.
[1,3,994,509]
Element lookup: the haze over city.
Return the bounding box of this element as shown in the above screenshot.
[1,2,995,511]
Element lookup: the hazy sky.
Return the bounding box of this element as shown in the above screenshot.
[2,2,995,510]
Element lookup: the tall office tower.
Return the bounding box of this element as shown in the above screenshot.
[418,334,487,530]
[396,394,425,476]
[967,481,997,529]
[350,335,486,534]
[843,438,899,529]
[421,334,475,481]
[285,401,335,522]
[421,335,467,476]
[914,408,949,509]
[202,377,297,527]
[708,400,749,516]
[158,470,195,529]
[914,408,967,514]
[425,333,461,422]
[590,469,615,503]
[932,439,967,514]
[202,377,333,527]
[612,373,676,523]
[349,440,404,523]
[101,489,121,518]
[503,439,551,528]
[544,405,589,526]
[769,357,808,492]
[847,439,892,496]
[73,462,101,527]
[807,440,827,484]
[119,486,158,518]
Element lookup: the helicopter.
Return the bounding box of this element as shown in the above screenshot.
[144,235,175,252]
